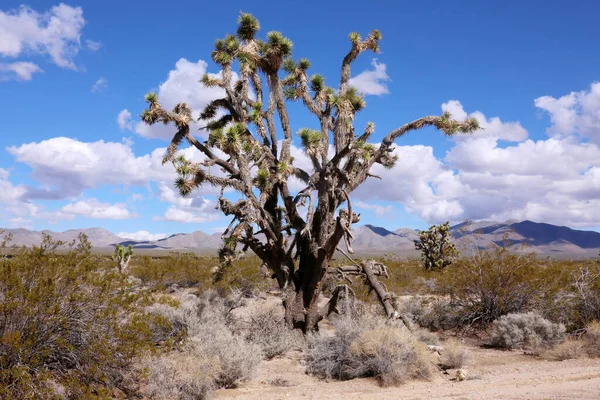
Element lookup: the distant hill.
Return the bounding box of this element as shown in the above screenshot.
[2,220,599,257]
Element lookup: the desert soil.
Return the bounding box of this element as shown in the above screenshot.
[214,343,600,400]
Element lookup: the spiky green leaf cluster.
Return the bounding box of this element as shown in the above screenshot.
[297,128,322,155]
[173,155,198,196]
[436,112,480,135]
[200,73,220,88]
[267,31,293,57]
[309,74,325,93]
[355,140,376,161]
[349,32,361,44]
[212,34,240,65]
[298,58,311,70]
[284,87,299,100]
[345,87,366,112]
[237,12,260,41]
[254,168,272,192]
[282,58,297,74]
[144,92,158,104]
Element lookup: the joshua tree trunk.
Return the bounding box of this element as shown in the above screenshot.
[141,13,479,333]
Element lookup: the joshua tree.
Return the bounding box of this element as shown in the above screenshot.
[141,13,479,331]
[414,222,458,271]
[114,244,133,273]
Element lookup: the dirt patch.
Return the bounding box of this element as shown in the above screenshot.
[215,344,600,400]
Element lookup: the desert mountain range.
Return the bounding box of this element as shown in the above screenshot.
[3,220,600,258]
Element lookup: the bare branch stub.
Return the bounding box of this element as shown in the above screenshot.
[140,13,479,332]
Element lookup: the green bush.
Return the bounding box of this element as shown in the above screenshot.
[0,233,170,399]
[438,247,543,326]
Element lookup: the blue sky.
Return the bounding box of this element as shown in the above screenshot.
[1,1,600,240]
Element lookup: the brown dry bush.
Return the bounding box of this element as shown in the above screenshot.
[585,320,600,357]
[139,290,261,399]
[0,234,170,399]
[306,314,435,386]
[546,338,586,361]
[242,305,302,359]
[439,338,470,369]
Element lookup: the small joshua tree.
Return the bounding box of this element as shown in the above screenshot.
[114,244,133,273]
[414,222,458,271]
[141,13,479,331]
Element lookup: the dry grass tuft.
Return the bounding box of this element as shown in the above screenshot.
[585,320,600,357]
[440,338,470,369]
[306,314,435,386]
[546,338,586,361]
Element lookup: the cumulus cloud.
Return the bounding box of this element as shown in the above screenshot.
[354,201,394,217]
[132,58,229,140]
[348,59,390,96]
[117,230,168,241]
[0,3,85,70]
[535,81,600,142]
[155,203,220,224]
[117,109,133,130]
[61,198,134,220]
[442,100,528,142]
[0,61,42,81]
[91,76,107,93]
[352,93,600,228]
[7,137,173,199]
[353,145,465,222]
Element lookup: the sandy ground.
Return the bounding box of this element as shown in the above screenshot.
[214,344,600,400]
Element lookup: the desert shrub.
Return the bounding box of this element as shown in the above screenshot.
[130,253,214,289]
[411,298,463,331]
[306,314,435,386]
[243,305,301,359]
[139,349,218,400]
[490,312,565,350]
[568,266,600,328]
[130,253,271,295]
[141,290,261,395]
[439,247,543,326]
[585,320,600,357]
[546,338,586,361]
[439,338,470,369]
[0,234,167,399]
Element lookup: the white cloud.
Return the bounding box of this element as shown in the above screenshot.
[5,136,224,224]
[0,168,26,203]
[7,137,174,199]
[117,230,168,241]
[91,76,107,93]
[352,92,600,228]
[0,3,85,69]
[133,58,228,140]
[117,109,133,130]
[442,100,528,142]
[535,81,600,142]
[155,203,220,224]
[354,201,394,217]
[0,61,42,81]
[348,59,390,96]
[85,39,101,51]
[61,198,134,220]
[354,144,465,222]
